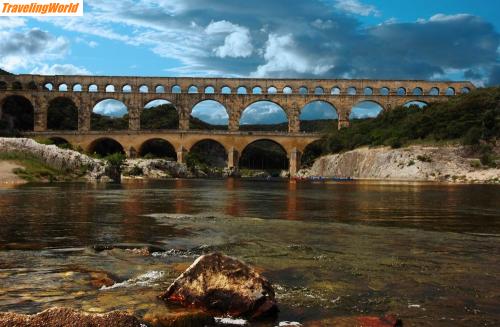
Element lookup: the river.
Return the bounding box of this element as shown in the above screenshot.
[0,179,499,326]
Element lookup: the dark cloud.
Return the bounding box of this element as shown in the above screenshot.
[488,64,500,86]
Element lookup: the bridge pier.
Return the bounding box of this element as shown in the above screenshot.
[227,146,239,170]
[289,148,301,177]
[338,119,350,129]
[177,145,188,164]
[34,102,47,132]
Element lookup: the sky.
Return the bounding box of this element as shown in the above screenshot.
[1,0,499,123]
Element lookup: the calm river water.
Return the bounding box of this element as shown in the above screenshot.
[0,179,499,326]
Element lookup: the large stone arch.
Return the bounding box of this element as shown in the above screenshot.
[141,99,179,130]
[239,138,289,173]
[47,96,78,130]
[0,94,35,131]
[91,98,129,131]
[138,138,177,159]
[299,100,338,132]
[189,138,229,168]
[350,100,385,120]
[190,99,229,130]
[87,137,125,156]
[239,100,289,132]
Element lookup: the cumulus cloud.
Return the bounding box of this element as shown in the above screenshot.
[0,28,68,71]
[205,20,253,58]
[334,0,380,17]
[0,17,25,29]
[240,102,288,125]
[93,99,128,117]
[191,100,229,125]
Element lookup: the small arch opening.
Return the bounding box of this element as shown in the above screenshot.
[58,84,68,92]
[446,87,455,96]
[299,86,308,95]
[12,81,22,90]
[221,86,232,94]
[347,87,357,95]
[204,86,215,94]
[314,86,324,95]
[429,87,440,96]
[44,83,53,91]
[412,87,423,96]
[188,85,198,94]
[379,87,389,95]
[122,85,132,93]
[89,84,98,92]
[331,87,341,95]
[155,85,165,93]
[172,85,181,93]
[105,84,115,93]
[252,86,262,94]
[461,87,471,94]
[363,87,373,96]
[283,86,293,94]
[139,85,149,93]
[73,84,82,92]
[268,86,278,94]
[237,86,247,95]
[397,87,406,96]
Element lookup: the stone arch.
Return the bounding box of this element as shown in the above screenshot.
[237,86,248,94]
[73,84,82,92]
[172,85,181,93]
[299,100,338,132]
[239,100,288,131]
[47,96,78,130]
[221,86,232,94]
[331,87,341,95]
[404,100,428,108]
[58,83,68,92]
[412,87,423,96]
[252,86,262,94]
[350,100,384,119]
[89,84,98,92]
[139,138,177,159]
[44,82,53,91]
[461,87,471,94]
[12,81,22,90]
[190,100,229,130]
[105,84,115,92]
[155,85,165,93]
[302,139,324,168]
[139,85,149,93]
[283,86,293,94]
[0,81,7,90]
[87,137,125,156]
[446,87,455,96]
[27,81,38,90]
[347,86,357,95]
[363,87,373,96]
[267,86,278,94]
[48,137,71,148]
[91,98,128,131]
[429,87,440,96]
[0,95,34,131]
[314,86,324,95]
[379,87,390,95]
[239,139,289,172]
[189,139,228,168]
[204,86,215,94]
[299,86,308,94]
[122,84,132,93]
[188,85,198,93]
[397,87,406,96]
[142,99,179,130]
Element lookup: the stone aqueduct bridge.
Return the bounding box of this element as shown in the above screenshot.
[0,74,474,175]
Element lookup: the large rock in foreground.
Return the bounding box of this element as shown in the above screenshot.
[0,307,141,327]
[159,253,277,319]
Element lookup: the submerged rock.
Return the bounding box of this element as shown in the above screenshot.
[0,307,142,327]
[159,253,277,319]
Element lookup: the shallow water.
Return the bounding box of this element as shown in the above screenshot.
[0,179,499,326]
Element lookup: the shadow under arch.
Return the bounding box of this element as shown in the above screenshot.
[48,137,72,149]
[88,137,125,156]
[0,95,34,131]
[189,139,228,168]
[350,100,384,120]
[91,99,128,131]
[301,139,324,168]
[47,96,78,130]
[139,138,177,160]
[141,99,179,130]
[190,99,229,130]
[239,100,288,132]
[239,139,289,174]
[299,100,338,132]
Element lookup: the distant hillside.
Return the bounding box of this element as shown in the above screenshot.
[0,68,13,76]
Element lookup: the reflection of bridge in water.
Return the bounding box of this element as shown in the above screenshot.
[0,74,474,175]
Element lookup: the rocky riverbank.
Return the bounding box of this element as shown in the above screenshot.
[298,145,500,184]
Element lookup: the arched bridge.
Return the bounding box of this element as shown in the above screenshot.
[0,74,475,176]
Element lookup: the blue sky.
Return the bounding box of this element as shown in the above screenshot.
[1,0,499,123]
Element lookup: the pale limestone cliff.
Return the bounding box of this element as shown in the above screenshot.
[298,146,500,183]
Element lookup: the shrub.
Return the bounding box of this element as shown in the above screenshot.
[417,154,432,163]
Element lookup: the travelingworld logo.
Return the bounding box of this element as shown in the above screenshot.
[1,0,83,16]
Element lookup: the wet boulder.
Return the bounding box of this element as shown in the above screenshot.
[159,253,277,319]
[0,307,142,327]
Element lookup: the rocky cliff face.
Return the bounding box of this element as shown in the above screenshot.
[0,137,108,181]
[298,146,500,183]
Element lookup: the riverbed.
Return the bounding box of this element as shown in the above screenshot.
[0,179,499,326]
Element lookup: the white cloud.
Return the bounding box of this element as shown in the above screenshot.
[334,0,380,17]
[205,20,253,58]
[252,34,333,77]
[31,64,91,75]
[0,17,25,29]
[0,28,68,71]
[428,13,471,22]
[240,102,288,124]
[93,99,128,117]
